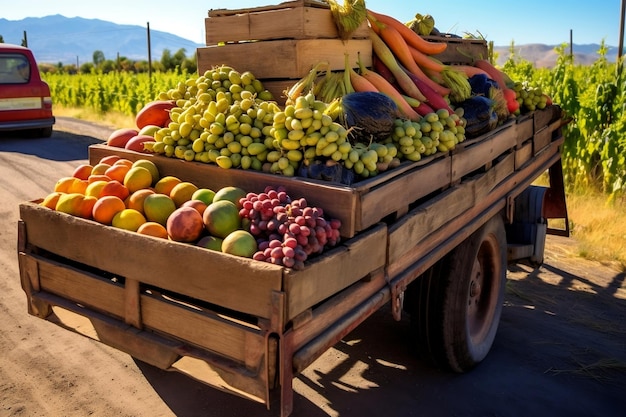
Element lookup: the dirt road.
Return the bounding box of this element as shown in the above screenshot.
[1,120,625,417]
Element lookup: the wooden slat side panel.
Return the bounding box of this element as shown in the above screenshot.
[515,140,533,170]
[197,39,372,79]
[452,124,517,182]
[359,156,452,229]
[284,223,387,320]
[19,202,283,319]
[141,294,265,366]
[387,181,475,265]
[35,256,126,318]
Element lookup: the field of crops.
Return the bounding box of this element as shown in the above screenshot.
[44,45,626,200]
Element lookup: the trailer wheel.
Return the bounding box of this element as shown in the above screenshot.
[406,214,507,372]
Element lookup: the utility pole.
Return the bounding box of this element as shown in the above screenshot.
[617,0,626,61]
[22,30,28,47]
[147,22,152,78]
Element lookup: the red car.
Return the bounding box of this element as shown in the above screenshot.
[0,44,55,137]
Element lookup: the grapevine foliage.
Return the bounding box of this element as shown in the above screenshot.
[505,41,626,200]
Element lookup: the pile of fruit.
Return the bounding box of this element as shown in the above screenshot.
[40,155,341,269]
[103,7,552,184]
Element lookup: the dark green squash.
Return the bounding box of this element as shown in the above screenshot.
[341,91,400,143]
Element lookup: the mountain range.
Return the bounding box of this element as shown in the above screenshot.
[0,15,619,68]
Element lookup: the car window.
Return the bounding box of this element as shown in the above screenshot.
[0,53,30,84]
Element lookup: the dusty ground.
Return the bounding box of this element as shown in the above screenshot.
[1,120,625,417]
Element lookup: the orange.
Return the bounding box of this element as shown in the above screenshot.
[143,193,177,226]
[111,208,146,232]
[136,221,169,239]
[55,193,85,216]
[154,175,182,196]
[113,158,134,168]
[54,176,78,193]
[131,159,160,185]
[92,195,126,225]
[40,191,64,210]
[84,180,108,198]
[105,163,131,183]
[72,164,93,180]
[126,188,155,213]
[87,174,112,184]
[170,181,198,207]
[67,178,88,194]
[91,162,112,176]
[123,166,153,193]
[79,195,98,219]
[99,180,130,201]
[99,155,121,165]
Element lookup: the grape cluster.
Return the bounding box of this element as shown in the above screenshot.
[388,109,466,158]
[238,186,342,270]
[151,66,280,170]
[512,81,549,113]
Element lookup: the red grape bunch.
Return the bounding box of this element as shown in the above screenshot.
[238,185,342,270]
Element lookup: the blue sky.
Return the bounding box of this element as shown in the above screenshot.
[1,0,622,47]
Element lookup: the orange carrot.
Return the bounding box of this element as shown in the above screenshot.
[358,56,421,121]
[345,53,378,93]
[408,44,447,73]
[368,14,424,77]
[450,65,491,79]
[367,9,447,55]
[369,28,427,102]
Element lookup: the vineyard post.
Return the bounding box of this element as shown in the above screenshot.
[147,21,153,95]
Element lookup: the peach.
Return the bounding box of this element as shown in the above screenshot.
[166,206,204,243]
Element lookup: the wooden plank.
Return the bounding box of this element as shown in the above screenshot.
[451,124,516,182]
[515,140,533,170]
[19,202,284,319]
[387,180,475,265]
[533,126,552,155]
[359,155,452,229]
[141,293,264,365]
[426,37,488,64]
[515,116,534,148]
[197,39,372,79]
[534,105,562,131]
[284,223,387,320]
[124,278,142,329]
[33,255,126,319]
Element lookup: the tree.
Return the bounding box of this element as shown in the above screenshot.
[93,50,105,67]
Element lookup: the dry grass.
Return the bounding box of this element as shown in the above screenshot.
[55,106,135,130]
[560,191,626,271]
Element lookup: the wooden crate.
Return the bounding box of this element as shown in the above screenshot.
[197,38,372,80]
[205,0,370,44]
[424,35,489,64]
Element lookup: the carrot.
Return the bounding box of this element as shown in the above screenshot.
[368,13,424,78]
[408,45,447,73]
[449,65,491,79]
[358,55,421,121]
[372,53,397,86]
[367,9,447,55]
[346,53,378,93]
[369,28,427,102]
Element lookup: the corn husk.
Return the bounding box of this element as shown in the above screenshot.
[326,0,367,39]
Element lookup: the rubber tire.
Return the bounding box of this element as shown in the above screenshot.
[406,214,507,372]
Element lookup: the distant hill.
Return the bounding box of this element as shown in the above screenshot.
[0,15,204,65]
[494,43,619,67]
[0,15,618,68]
